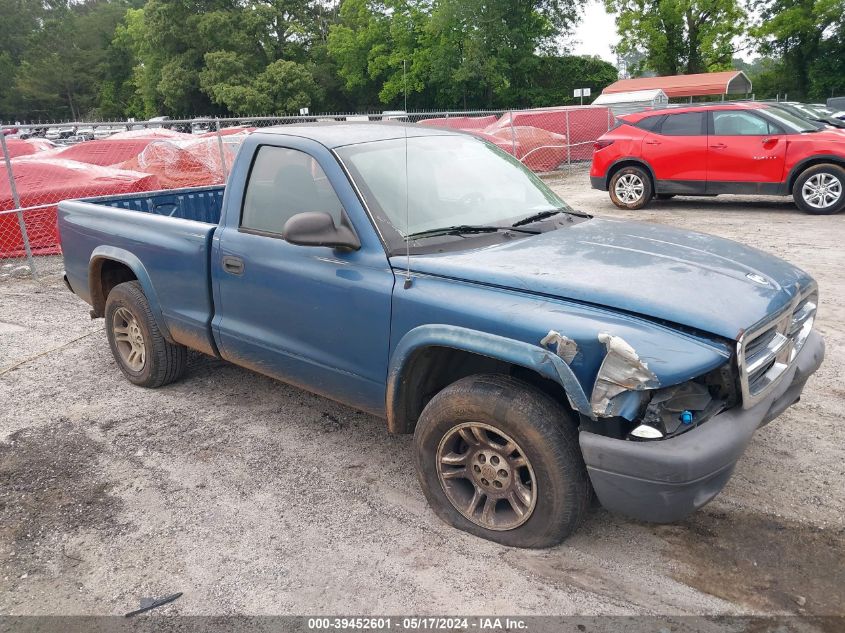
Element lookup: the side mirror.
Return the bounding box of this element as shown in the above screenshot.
[283,211,361,251]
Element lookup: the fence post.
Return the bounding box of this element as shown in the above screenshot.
[565,110,571,175]
[214,117,229,181]
[0,133,37,278]
[509,110,517,159]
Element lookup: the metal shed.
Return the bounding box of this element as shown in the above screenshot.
[592,89,669,115]
[601,71,752,100]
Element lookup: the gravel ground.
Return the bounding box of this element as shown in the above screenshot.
[1,171,844,619]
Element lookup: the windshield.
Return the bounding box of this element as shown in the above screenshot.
[336,134,571,249]
[763,106,822,132]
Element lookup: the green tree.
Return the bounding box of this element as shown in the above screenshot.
[13,0,134,120]
[751,0,844,99]
[606,0,746,76]
[524,55,619,107]
[328,0,581,109]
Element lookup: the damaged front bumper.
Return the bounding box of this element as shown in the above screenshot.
[578,330,825,523]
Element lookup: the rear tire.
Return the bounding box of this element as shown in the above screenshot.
[413,374,591,548]
[793,163,845,215]
[609,166,653,210]
[105,281,187,388]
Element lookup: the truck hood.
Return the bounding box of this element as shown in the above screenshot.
[394,218,813,340]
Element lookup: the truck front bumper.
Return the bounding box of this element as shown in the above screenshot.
[579,330,825,523]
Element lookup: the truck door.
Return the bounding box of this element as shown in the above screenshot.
[212,140,395,416]
[706,109,787,189]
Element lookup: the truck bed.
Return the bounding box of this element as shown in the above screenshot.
[58,185,225,357]
[89,185,225,224]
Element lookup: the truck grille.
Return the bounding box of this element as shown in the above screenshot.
[738,287,817,408]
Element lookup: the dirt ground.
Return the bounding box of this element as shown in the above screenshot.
[1,171,844,619]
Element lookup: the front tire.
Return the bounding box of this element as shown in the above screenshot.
[793,163,845,215]
[413,374,590,548]
[105,280,187,388]
[609,166,653,210]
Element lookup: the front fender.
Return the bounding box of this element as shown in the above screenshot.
[386,324,593,434]
[89,245,173,342]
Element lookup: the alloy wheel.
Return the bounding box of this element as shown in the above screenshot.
[802,173,842,210]
[436,422,537,531]
[614,173,645,204]
[112,306,146,372]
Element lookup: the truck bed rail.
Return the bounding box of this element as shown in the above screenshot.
[85,185,225,224]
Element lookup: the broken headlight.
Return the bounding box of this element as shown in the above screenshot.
[629,363,739,440]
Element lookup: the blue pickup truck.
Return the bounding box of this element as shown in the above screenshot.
[58,123,825,547]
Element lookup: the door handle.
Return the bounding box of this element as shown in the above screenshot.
[644,140,661,145]
[222,256,244,276]
[710,143,727,149]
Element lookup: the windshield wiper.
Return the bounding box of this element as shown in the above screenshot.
[406,224,538,240]
[511,207,588,227]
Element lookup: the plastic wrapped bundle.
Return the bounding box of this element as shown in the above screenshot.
[418,116,498,130]
[118,136,246,189]
[470,125,569,172]
[0,159,161,256]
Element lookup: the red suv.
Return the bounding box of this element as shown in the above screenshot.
[590,103,845,215]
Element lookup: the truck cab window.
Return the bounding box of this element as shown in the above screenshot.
[241,146,344,235]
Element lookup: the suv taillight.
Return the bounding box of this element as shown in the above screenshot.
[594,139,614,150]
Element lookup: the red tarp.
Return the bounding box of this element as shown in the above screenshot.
[51,139,157,167]
[418,116,498,130]
[2,138,56,159]
[1,159,160,256]
[107,128,193,141]
[200,126,256,137]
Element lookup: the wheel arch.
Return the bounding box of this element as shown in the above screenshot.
[787,155,845,191]
[385,325,592,435]
[605,157,657,191]
[88,246,174,342]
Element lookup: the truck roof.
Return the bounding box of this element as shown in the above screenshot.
[257,121,458,148]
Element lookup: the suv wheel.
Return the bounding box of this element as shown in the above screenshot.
[413,374,590,548]
[793,164,845,215]
[105,280,187,387]
[609,166,653,210]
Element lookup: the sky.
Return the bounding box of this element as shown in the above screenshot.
[569,1,756,66]
[569,1,620,64]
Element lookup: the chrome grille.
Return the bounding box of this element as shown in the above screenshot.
[738,286,817,409]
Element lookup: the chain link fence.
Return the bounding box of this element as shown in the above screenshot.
[1,106,614,281]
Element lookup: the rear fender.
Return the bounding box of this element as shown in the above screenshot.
[88,245,173,342]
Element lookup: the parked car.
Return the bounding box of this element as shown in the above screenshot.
[62,134,93,145]
[191,118,212,134]
[59,123,824,547]
[148,115,172,129]
[45,126,75,141]
[93,125,123,140]
[765,101,845,130]
[827,96,845,111]
[591,103,845,214]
